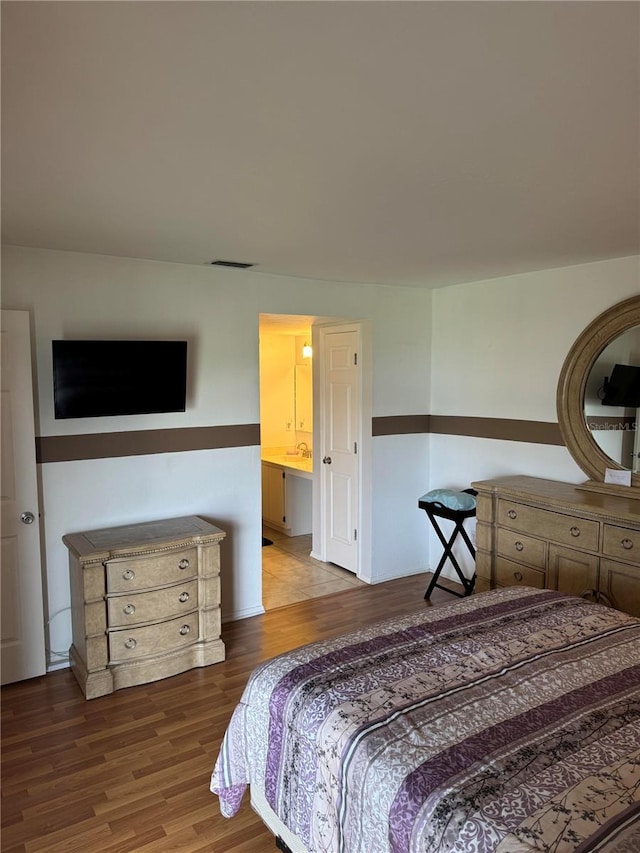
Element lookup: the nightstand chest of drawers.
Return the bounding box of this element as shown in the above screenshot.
[63,515,226,699]
[472,475,640,617]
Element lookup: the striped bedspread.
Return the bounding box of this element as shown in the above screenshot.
[211,587,640,852]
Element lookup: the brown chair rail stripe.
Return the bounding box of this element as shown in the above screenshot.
[36,424,261,463]
[429,415,564,445]
[372,415,564,445]
[37,417,564,463]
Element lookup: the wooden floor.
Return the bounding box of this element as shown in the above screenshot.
[1,572,459,853]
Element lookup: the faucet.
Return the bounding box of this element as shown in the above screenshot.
[296,441,312,459]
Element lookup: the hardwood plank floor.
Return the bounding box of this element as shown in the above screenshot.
[1,571,459,853]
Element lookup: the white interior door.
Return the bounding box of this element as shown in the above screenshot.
[1,310,46,684]
[320,327,360,573]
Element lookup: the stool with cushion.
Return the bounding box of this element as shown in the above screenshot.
[418,488,477,600]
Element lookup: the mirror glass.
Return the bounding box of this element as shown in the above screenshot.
[294,364,312,432]
[584,327,640,472]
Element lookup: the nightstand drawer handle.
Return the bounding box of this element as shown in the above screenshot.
[515,541,524,552]
[178,558,190,570]
[507,509,517,519]
[124,638,137,650]
[621,538,634,550]
[122,569,136,581]
[179,624,190,636]
[570,526,581,537]
[178,591,190,603]
[123,603,136,615]
[513,571,524,582]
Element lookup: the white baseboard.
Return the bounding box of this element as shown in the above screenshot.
[47,658,70,672]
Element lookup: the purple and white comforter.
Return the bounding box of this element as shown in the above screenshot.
[211,587,640,852]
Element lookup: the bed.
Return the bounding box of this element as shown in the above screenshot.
[211,586,640,852]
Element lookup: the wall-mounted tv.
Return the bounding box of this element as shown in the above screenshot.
[52,340,188,419]
[601,363,640,408]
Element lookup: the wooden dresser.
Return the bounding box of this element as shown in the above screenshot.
[64,515,225,699]
[472,476,640,617]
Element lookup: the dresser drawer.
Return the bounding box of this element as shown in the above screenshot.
[108,612,199,662]
[497,500,599,551]
[107,579,198,628]
[496,527,546,569]
[495,557,546,589]
[106,547,197,593]
[602,525,640,566]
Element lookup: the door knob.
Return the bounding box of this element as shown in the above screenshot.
[21,512,35,525]
[322,456,332,464]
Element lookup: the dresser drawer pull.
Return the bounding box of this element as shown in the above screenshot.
[124,638,137,650]
[178,591,190,603]
[513,571,524,582]
[178,558,190,570]
[570,526,581,538]
[507,509,517,519]
[122,569,136,581]
[123,603,136,615]
[621,538,634,550]
[179,624,191,636]
[515,541,524,552]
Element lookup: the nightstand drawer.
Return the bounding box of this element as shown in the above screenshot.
[107,579,198,627]
[106,547,197,593]
[497,500,599,551]
[495,557,545,589]
[602,525,640,565]
[108,612,199,662]
[497,528,546,569]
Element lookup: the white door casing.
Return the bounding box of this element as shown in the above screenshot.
[319,326,360,573]
[1,310,47,684]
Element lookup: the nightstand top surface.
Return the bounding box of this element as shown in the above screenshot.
[63,515,225,559]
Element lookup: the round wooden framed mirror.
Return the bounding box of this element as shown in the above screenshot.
[557,295,640,490]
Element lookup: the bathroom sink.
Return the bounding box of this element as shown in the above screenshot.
[262,454,313,473]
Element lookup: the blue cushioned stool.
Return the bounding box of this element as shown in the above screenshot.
[418,488,477,600]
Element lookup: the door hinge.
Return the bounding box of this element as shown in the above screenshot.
[283,516,286,523]
[282,471,285,479]
[354,441,358,454]
[354,352,358,366]
[354,529,358,541]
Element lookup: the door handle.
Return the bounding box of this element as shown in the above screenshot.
[21,512,35,525]
[322,456,332,465]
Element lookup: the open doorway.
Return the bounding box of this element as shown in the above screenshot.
[258,314,370,610]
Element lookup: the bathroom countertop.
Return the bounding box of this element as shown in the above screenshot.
[262,454,313,478]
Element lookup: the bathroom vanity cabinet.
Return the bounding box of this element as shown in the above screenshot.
[261,459,312,536]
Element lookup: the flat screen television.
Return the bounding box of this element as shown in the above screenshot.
[52,340,188,419]
[601,363,640,408]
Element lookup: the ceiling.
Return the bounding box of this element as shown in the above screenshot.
[2,1,638,289]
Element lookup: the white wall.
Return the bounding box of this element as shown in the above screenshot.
[1,245,434,667]
[428,256,639,579]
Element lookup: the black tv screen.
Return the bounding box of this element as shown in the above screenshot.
[601,363,640,408]
[52,340,188,419]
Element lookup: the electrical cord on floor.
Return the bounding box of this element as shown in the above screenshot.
[46,605,71,658]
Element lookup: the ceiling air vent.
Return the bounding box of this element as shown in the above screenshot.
[209,259,255,269]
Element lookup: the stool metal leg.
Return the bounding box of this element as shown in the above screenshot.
[423,510,476,600]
